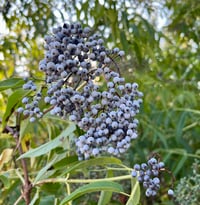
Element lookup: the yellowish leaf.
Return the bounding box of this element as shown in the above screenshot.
[0,148,13,170]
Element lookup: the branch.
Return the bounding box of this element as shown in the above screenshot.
[1,117,32,205]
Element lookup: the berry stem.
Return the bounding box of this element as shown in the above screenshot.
[107,53,121,76]
[34,174,132,186]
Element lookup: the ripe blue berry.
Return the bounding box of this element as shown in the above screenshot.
[131,157,171,197]
[168,189,174,196]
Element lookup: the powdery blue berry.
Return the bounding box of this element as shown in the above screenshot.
[134,164,140,171]
[107,147,115,154]
[141,163,148,170]
[22,97,29,104]
[158,162,165,169]
[19,22,143,162]
[153,177,160,184]
[168,189,174,196]
[118,50,125,57]
[92,148,99,156]
[132,157,171,197]
[30,117,36,122]
[131,170,137,177]
[17,107,24,113]
[145,188,152,197]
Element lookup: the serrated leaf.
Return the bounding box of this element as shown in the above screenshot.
[0,78,24,91]
[18,123,76,159]
[60,181,124,205]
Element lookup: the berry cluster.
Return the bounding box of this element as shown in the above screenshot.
[132,157,174,197]
[18,22,143,159]
[74,74,143,160]
[18,80,43,122]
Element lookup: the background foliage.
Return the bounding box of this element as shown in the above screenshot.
[0,0,200,204]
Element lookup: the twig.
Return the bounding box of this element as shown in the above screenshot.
[1,117,32,205]
[16,113,32,205]
[14,194,23,205]
[17,138,32,204]
[107,54,121,76]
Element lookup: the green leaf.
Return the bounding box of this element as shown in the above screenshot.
[156,131,168,149]
[158,148,200,159]
[61,157,122,176]
[43,113,69,122]
[141,118,168,149]
[53,155,78,169]
[133,41,142,63]
[2,89,31,128]
[18,123,76,159]
[174,155,187,176]
[33,156,59,184]
[40,183,63,195]
[120,31,129,51]
[0,173,10,188]
[33,154,76,182]
[106,8,117,23]
[19,118,32,139]
[136,14,155,44]
[126,178,140,205]
[171,111,190,151]
[131,24,140,38]
[176,112,186,142]
[40,196,54,205]
[175,108,200,115]
[60,181,124,205]
[0,78,24,91]
[98,170,114,205]
[29,189,40,205]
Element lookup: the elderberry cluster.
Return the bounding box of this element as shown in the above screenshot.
[132,157,174,197]
[17,80,43,122]
[18,22,143,159]
[74,73,143,160]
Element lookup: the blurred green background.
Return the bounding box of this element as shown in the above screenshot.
[0,0,200,204]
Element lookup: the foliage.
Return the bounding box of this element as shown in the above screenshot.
[0,0,200,205]
[0,0,58,78]
[174,160,200,205]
